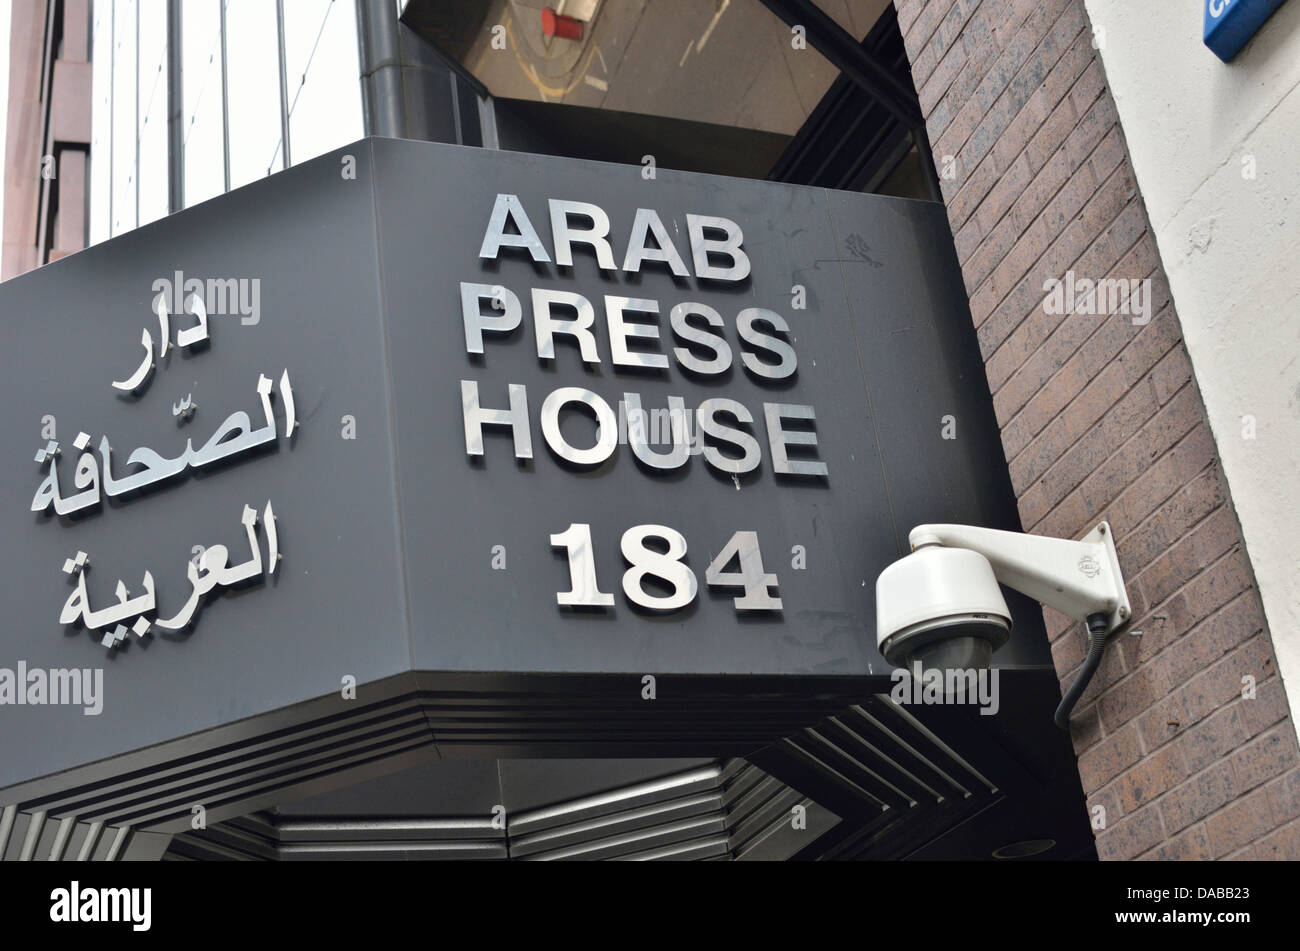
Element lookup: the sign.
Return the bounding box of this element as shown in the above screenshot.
[0,138,1046,796]
[31,294,293,645]
[1203,0,1289,62]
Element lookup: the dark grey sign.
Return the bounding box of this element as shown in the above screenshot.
[0,137,1044,795]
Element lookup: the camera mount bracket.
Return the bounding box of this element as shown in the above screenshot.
[908,521,1131,636]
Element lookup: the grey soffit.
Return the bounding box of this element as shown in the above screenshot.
[0,674,869,836]
[162,760,835,861]
[157,687,1050,862]
[0,807,172,862]
[755,697,1006,861]
[166,812,504,862]
[759,677,1097,860]
[2,676,1089,860]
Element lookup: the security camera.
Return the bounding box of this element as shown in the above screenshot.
[876,522,1131,728]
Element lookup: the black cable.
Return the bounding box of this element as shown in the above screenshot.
[1054,613,1110,730]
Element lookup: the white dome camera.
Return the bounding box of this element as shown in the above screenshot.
[875,543,1012,672]
[876,522,1131,728]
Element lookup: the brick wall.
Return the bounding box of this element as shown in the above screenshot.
[894,0,1300,859]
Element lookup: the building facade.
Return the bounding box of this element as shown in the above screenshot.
[894,0,1300,860]
[0,0,1296,861]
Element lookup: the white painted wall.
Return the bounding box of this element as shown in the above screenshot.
[1083,0,1300,717]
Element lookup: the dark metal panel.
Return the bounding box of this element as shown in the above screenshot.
[823,188,1052,667]
[275,758,503,819]
[0,142,408,792]
[493,99,791,181]
[369,138,912,676]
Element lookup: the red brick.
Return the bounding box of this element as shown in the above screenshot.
[1179,548,1257,622]
[973,162,1135,357]
[1078,719,1143,792]
[1025,89,1080,173]
[1108,425,1217,538]
[903,0,963,59]
[1051,620,1089,673]
[1161,628,1272,719]
[1097,656,1167,734]
[991,27,1093,171]
[1088,125,1128,186]
[1242,675,1291,736]
[1255,818,1300,860]
[1008,361,1128,493]
[1128,504,1238,609]
[1116,306,1183,388]
[1230,724,1300,792]
[1078,385,1201,515]
[1068,697,1103,755]
[1073,624,1129,709]
[1113,739,1186,812]
[1032,355,1159,505]
[1088,783,1122,828]
[927,7,1011,145]
[974,151,1033,238]
[1159,758,1238,834]
[1096,806,1164,860]
[1142,822,1211,860]
[1134,683,1191,755]
[1177,701,1249,774]
[919,38,970,114]
[1063,94,1120,171]
[935,96,986,188]
[1116,467,1226,576]
[970,0,1073,116]
[1205,785,1276,858]
[1264,769,1300,826]
[896,0,927,36]
[1151,344,1193,404]
[1029,484,1095,540]
[1067,57,1105,117]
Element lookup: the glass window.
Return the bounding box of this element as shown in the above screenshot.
[89,0,113,244]
[136,0,168,226]
[445,0,842,137]
[90,0,367,239]
[224,0,284,188]
[284,0,363,166]
[182,0,226,207]
[110,0,136,236]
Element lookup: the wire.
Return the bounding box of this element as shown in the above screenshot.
[184,1,228,150]
[1054,614,1110,730]
[266,0,336,175]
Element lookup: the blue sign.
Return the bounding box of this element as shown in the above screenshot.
[1204,0,1289,62]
